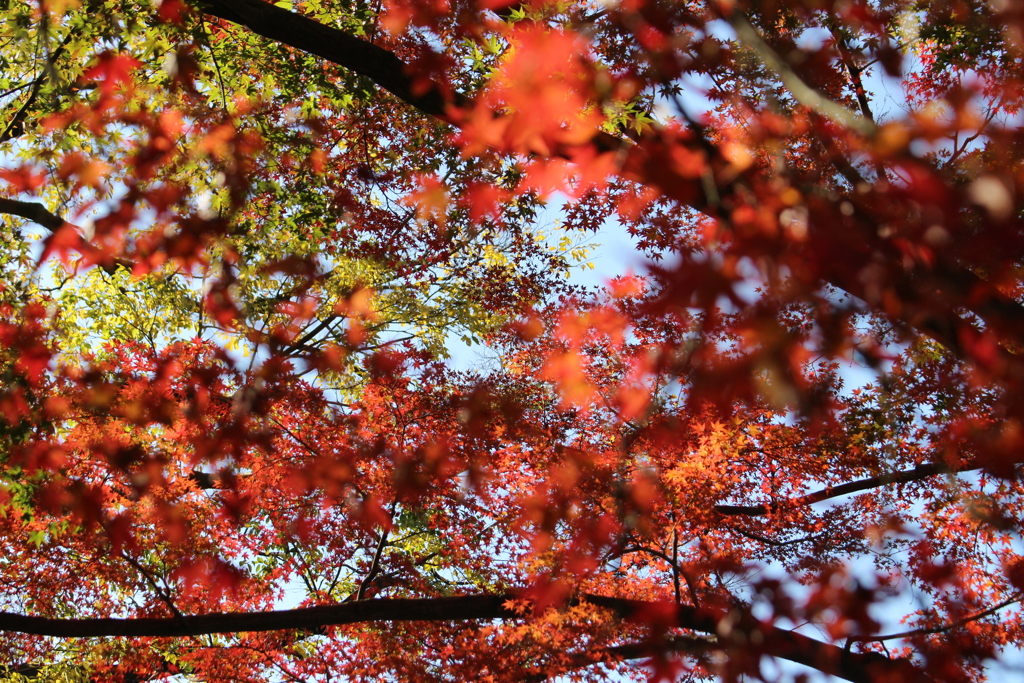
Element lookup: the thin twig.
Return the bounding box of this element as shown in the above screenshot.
[848,596,1022,644]
[355,499,397,601]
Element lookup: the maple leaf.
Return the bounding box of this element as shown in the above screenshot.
[84,51,141,101]
[0,165,47,192]
[0,1,1022,681]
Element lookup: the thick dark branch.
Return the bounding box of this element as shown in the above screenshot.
[584,595,929,683]
[0,593,518,638]
[189,0,1024,374]
[195,0,627,157]
[714,461,978,516]
[197,0,459,119]
[814,123,868,188]
[0,592,926,682]
[0,198,65,231]
[0,200,130,273]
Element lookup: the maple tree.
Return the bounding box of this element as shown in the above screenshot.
[0,0,1024,681]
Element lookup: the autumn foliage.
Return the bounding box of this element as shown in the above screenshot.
[1,0,1024,681]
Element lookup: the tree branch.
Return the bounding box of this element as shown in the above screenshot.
[620,542,700,607]
[117,552,184,618]
[0,198,65,231]
[714,461,978,516]
[0,665,154,683]
[355,500,396,601]
[0,27,81,144]
[583,595,929,683]
[0,592,928,683]
[517,634,719,682]
[0,594,517,637]
[197,0,461,119]
[847,595,1022,644]
[194,0,629,158]
[187,0,1024,380]
[726,11,874,135]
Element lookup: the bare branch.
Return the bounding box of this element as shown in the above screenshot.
[715,461,978,516]
[848,596,1022,644]
[726,12,874,135]
[355,500,396,601]
[517,634,719,682]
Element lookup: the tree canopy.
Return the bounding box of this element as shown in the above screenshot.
[1,0,1023,681]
